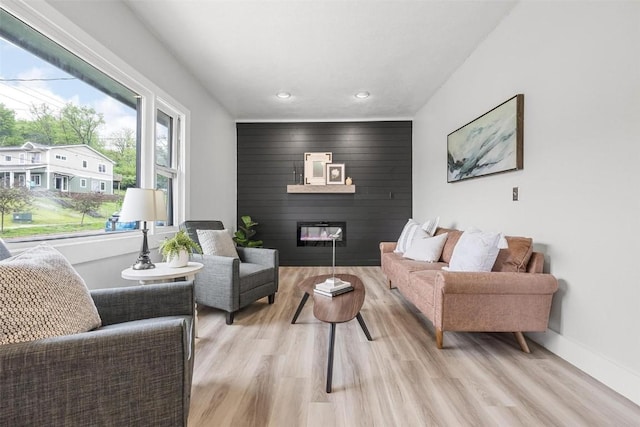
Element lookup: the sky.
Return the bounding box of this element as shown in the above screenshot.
[0,37,136,140]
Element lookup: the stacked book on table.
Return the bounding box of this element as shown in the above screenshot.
[313,279,354,297]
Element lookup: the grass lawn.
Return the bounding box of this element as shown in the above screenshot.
[1,194,122,239]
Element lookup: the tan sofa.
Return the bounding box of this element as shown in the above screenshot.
[380,228,558,352]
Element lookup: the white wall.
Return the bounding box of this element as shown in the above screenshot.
[4,1,237,288]
[413,1,640,405]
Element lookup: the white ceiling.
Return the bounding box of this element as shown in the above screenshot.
[124,0,517,121]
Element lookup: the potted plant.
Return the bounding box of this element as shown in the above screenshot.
[233,215,263,247]
[158,230,202,268]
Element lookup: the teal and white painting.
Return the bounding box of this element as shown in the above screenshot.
[447,94,523,183]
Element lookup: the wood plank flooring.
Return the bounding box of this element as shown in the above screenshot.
[188,266,640,426]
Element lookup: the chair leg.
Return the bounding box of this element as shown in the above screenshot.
[268,293,275,304]
[226,311,234,325]
[436,329,444,349]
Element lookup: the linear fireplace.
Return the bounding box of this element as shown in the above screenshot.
[297,221,346,247]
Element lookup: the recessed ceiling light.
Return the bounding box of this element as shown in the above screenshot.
[276,91,291,99]
[355,91,370,99]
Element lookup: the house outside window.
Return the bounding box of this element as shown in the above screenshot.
[5,155,11,161]
[100,181,106,192]
[31,175,41,186]
[98,163,106,173]
[83,160,88,168]
[80,178,87,188]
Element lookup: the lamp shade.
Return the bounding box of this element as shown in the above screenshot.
[119,188,167,222]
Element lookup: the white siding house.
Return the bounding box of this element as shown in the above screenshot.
[0,142,115,194]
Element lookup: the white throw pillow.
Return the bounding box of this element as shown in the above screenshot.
[0,244,102,345]
[421,216,440,236]
[395,219,428,253]
[197,229,240,258]
[403,232,448,262]
[448,229,502,272]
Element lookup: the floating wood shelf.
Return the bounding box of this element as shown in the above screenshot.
[287,185,356,194]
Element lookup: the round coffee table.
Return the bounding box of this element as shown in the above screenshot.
[291,273,372,393]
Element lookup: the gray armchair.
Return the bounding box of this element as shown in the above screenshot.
[0,268,195,426]
[180,220,279,325]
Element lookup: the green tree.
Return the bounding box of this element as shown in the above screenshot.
[0,103,21,146]
[68,192,105,225]
[0,184,32,232]
[60,103,105,147]
[101,128,137,189]
[29,103,60,145]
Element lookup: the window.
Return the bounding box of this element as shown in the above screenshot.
[19,153,25,163]
[31,153,40,163]
[31,175,41,186]
[155,107,180,226]
[0,6,186,243]
[4,155,11,161]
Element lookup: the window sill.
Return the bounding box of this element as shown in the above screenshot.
[5,228,178,265]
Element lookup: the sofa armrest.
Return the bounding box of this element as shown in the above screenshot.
[237,247,278,268]
[0,319,189,426]
[192,254,240,310]
[379,242,397,254]
[436,271,558,295]
[91,280,194,326]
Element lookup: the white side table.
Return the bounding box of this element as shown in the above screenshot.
[121,261,204,336]
[121,261,203,285]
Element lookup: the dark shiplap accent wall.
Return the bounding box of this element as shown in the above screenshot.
[237,121,412,266]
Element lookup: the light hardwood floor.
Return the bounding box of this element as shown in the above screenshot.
[188,266,640,426]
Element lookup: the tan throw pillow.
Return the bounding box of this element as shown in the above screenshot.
[0,244,101,345]
[492,236,533,272]
[197,229,240,258]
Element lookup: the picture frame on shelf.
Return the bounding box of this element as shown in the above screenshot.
[326,163,345,185]
[304,152,332,185]
[447,94,524,183]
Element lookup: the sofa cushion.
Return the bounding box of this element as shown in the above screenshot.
[0,244,102,345]
[403,233,448,262]
[239,263,275,293]
[492,236,533,272]
[382,251,447,289]
[435,228,463,264]
[197,229,239,259]
[447,230,502,272]
[394,219,427,253]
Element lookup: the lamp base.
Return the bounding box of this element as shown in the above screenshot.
[322,277,346,288]
[131,256,156,270]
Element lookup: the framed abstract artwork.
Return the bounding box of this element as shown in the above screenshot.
[447,94,524,183]
[304,152,332,185]
[326,163,345,184]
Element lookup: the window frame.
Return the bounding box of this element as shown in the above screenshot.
[1,2,189,258]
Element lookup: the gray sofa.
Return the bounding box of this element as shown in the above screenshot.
[0,241,195,427]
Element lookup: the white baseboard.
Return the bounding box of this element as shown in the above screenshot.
[528,330,640,407]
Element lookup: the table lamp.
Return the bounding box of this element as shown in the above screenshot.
[323,228,344,287]
[119,188,167,270]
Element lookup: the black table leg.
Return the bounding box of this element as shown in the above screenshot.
[291,292,309,324]
[356,312,373,341]
[327,322,336,393]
